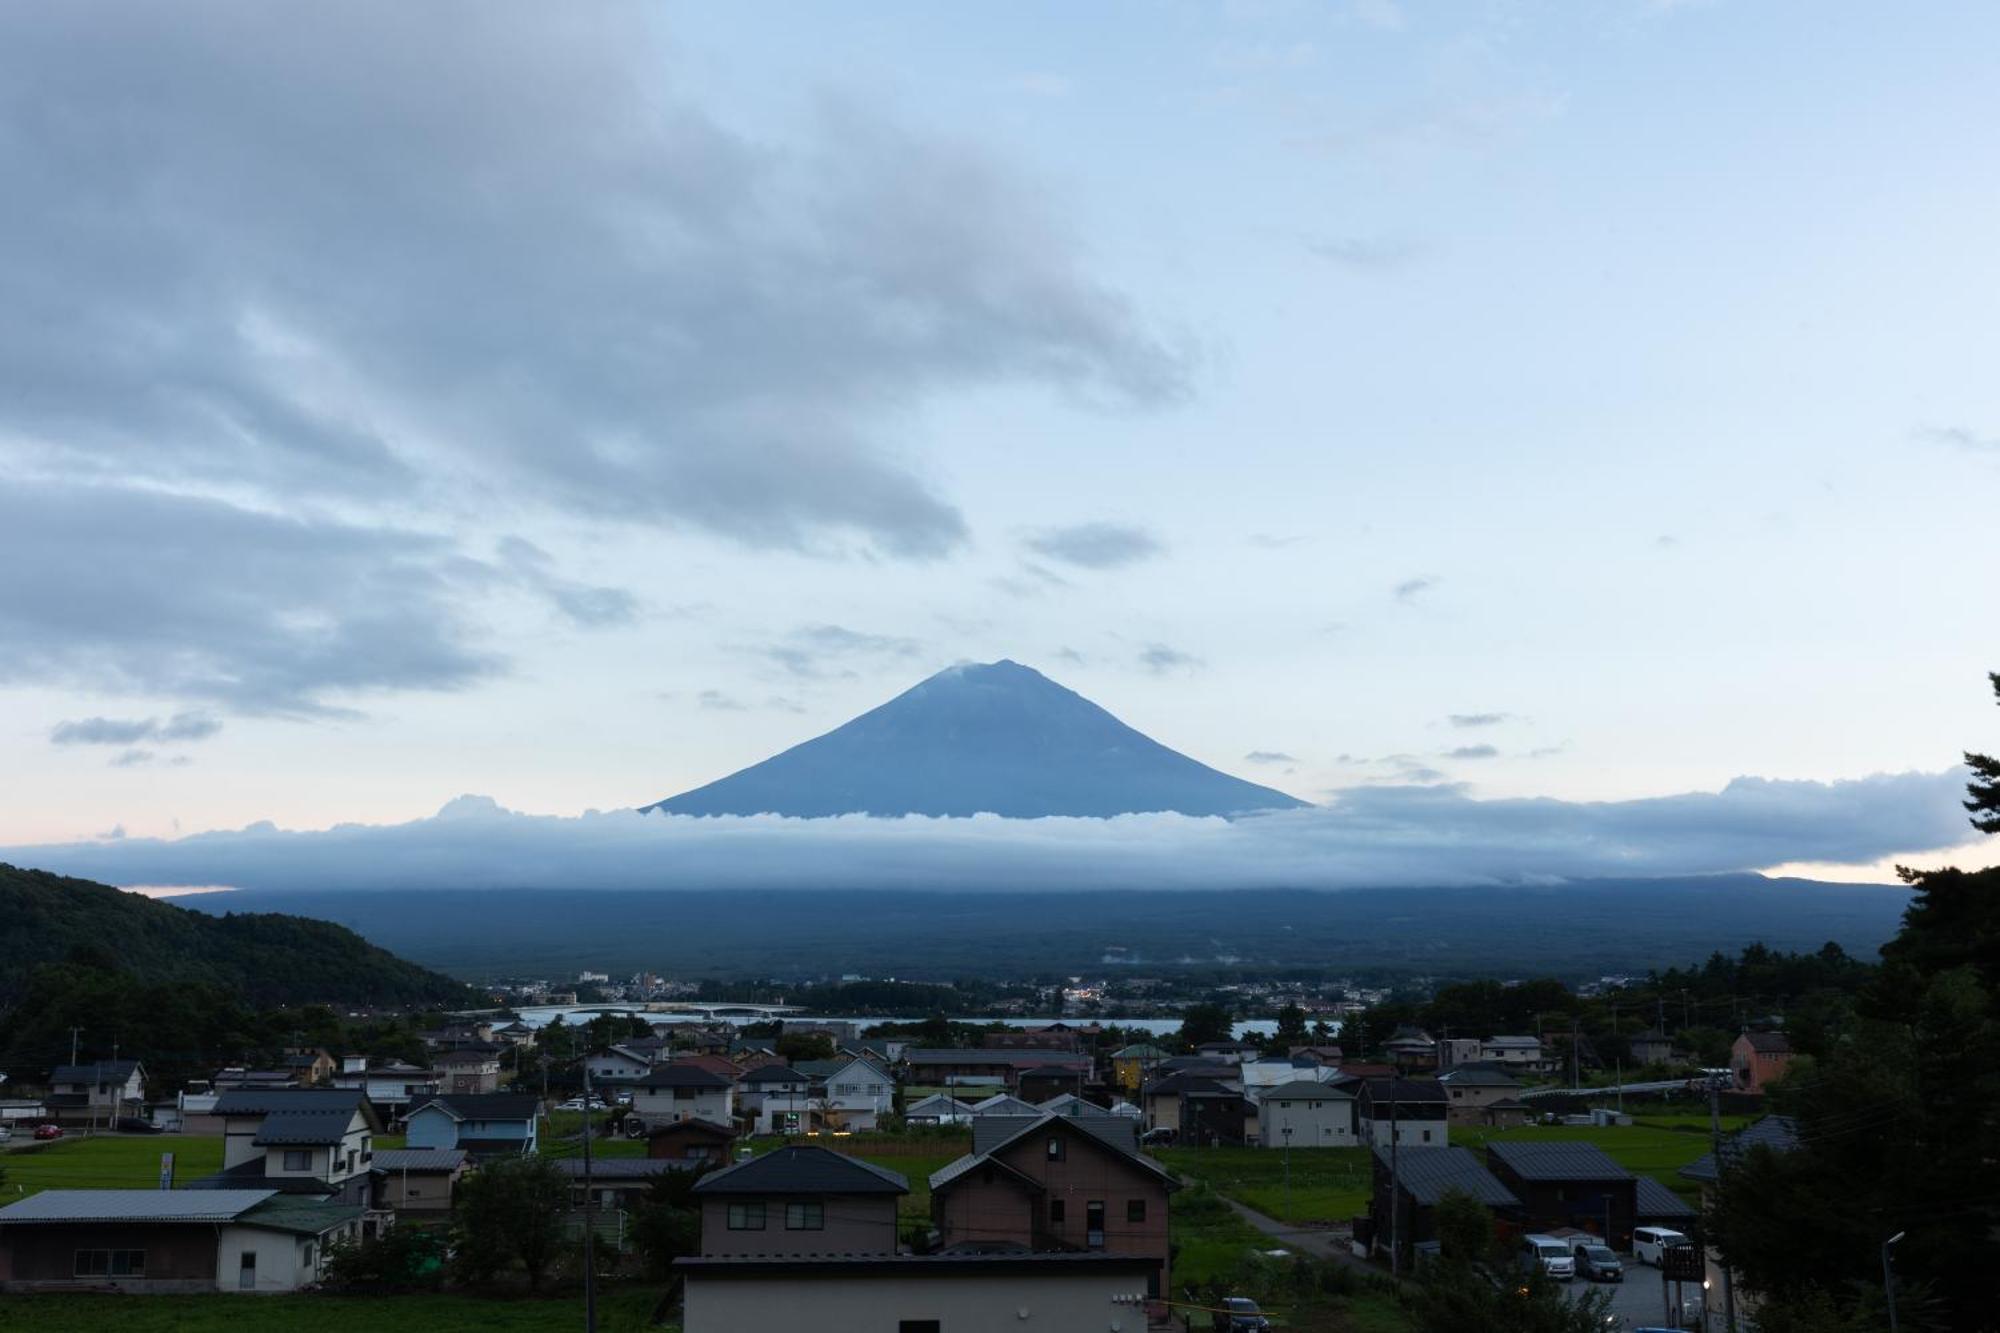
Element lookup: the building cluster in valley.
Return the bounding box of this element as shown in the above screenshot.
[0,1011,1800,1329]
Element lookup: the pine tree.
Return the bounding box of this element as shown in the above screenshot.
[1967,672,2000,834]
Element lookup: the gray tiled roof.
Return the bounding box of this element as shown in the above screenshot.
[741,1064,808,1085]
[1437,1067,1522,1088]
[52,1061,140,1084]
[372,1149,469,1173]
[693,1146,907,1197]
[237,1196,363,1236]
[1487,1141,1631,1182]
[963,1114,1166,1184]
[1634,1176,1698,1219]
[410,1093,540,1120]
[1680,1115,1800,1184]
[1258,1079,1355,1102]
[213,1089,369,1117]
[252,1109,358,1145]
[637,1066,731,1089]
[0,1189,274,1224]
[1374,1147,1520,1207]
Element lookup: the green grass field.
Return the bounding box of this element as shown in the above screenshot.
[1156,1146,1373,1225]
[1455,1120,1723,1200]
[1,1134,224,1199]
[0,1287,669,1332]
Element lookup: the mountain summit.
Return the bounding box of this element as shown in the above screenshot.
[642,659,1308,819]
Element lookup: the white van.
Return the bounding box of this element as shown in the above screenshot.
[1632,1226,1690,1266]
[1520,1234,1576,1281]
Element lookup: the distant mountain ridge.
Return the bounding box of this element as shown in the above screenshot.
[644,659,1308,818]
[0,862,481,1007]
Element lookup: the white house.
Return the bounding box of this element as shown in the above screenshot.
[330,1062,439,1123]
[738,1065,813,1135]
[630,1066,735,1132]
[821,1056,895,1132]
[905,1093,975,1126]
[206,1089,380,1206]
[46,1060,145,1126]
[1255,1079,1357,1148]
[585,1046,657,1085]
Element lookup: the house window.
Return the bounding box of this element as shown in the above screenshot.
[1127,1199,1147,1224]
[1085,1200,1105,1248]
[1420,1129,1433,1143]
[785,1202,824,1230]
[283,1150,311,1171]
[726,1202,766,1230]
[1049,1199,1065,1224]
[74,1249,145,1277]
[1046,1137,1065,1160]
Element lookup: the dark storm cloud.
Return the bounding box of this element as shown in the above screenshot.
[1023,523,1164,569]
[0,5,1184,560]
[9,770,1968,893]
[0,483,501,715]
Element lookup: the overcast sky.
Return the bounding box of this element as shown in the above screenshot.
[2,2,1995,883]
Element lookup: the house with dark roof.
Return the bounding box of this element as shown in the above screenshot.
[899,1048,1086,1091]
[1356,1080,1449,1148]
[432,1045,502,1095]
[646,1118,737,1168]
[199,1090,382,1205]
[556,1156,690,1211]
[1179,1088,1259,1147]
[1139,1070,1238,1134]
[1369,1146,1520,1265]
[929,1111,1179,1298]
[1484,1140,1696,1248]
[905,1093,976,1126]
[1435,1066,1526,1127]
[1382,1029,1438,1072]
[44,1060,145,1127]
[369,1148,469,1218]
[630,1065,734,1133]
[1110,1042,1169,1095]
[404,1093,540,1157]
[692,1146,906,1257]
[1730,1031,1794,1094]
[1628,1028,1675,1066]
[737,1063,811,1135]
[0,1189,362,1293]
[1680,1116,1799,1329]
[1256,1078,1358,1148]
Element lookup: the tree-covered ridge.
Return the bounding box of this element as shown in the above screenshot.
[0,862,480,1008]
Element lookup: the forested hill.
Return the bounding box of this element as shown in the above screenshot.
[0,862,481,1008]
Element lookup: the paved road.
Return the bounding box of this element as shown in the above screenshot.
[1563,1264,1710,1329]
[1215,1194,1391,1282]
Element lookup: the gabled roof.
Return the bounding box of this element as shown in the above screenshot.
[1487,1141,1630,1182]
[372,1149,469,1173]
[1375,1147,1520,1207]
[51,1060,140,1084]
[741,1064,809,1086]
[646,1117,736,1141]
[907,1094,974,1114]
[1258,1079,1355,1102]
[1112,1043,1169,1059]
[253,1109,361,1146]
[1037,1094,1110,1117]
[969,1094,1040,1116]
[929,1151,1045,1195]
[1142,1072,1234,1098]
[1484,1035,1541,1049]
[1634,1176,1698,1219]
[692,1145,907,1197]
[1437,1067,1523,1088]
[960,1114,1167,1187]
[1738,1031,1792,1054]
[0,1189,276,1224]
[1680,1115,1800,1184]
[236,1196,363,1236]
[408,1093,540,1122]
[1359,1079,1448,1106]
[213,1088,381,1132]
[638,1065,731,1090]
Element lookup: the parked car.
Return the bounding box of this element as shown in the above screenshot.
[1519,1234,1576,1281]
[0,1124,12,1143]
[1217,1296,1271,1331]
[1139,1126,1177,1146]
[32,1123,64,1140]
[1632,1226,1690,1266]
[1571,1241,1623,1282]
[115,1116,164,1134]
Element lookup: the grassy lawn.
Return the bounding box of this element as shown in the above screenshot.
[0,1286,668,1331]
[1157,1146,1372,1225]
[1455,1121,1720,1200]
[1,1134,223,1198]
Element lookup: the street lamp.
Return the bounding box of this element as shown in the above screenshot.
[1883,1231,1906,1332]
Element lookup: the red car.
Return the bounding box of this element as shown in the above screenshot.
[32,1123,64,1141]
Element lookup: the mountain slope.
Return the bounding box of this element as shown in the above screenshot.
[643,659,1308,818]
[0,862,481,1007]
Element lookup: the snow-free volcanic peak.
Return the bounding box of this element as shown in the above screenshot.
[642,659,1308,819]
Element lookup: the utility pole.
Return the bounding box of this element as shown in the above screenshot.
[1883,1231,1905,1332]
[1388,1081,1402,1278]
[1282,1125,1292,1222]
[69,1028,81,1066]
[581,1065,597,1333]
[1708,1074,1738,1333]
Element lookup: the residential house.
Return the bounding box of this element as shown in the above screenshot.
[1179,1089,1258,1147]
[1240,1058,1339,1095]
[738,1064,812,1135]
[984,1027,1080,1052]
[929,1111,1178,1298]
[1356,1080,1449,1149]
[1110,1043,1169,1096]
[1194,1040,1262,1065]
[1486,1140,1696,1249]
[630,1066,734,1132]
[645,1119,737,1168]
[45,1060,145,1128]
[329,1061,439,1125]
[674,1252,1160,1333]
[1476,1035,1548,1074]
[585,1046,657,1086]
[212,1068,300,1093]
[1037,1093,1111,1119]
[492,1021,538,1048]
[419,1022,494,1052]
[1731,1031,1793,1094]
[1435,1037,1483,1068]
[432,1046,502,1095]
[1256,1079,1358,1149]
[1382,1029,1439,1073]
[1015,1065,1088,1103]
[1629,1028,1675,1066]
[0,1189,361,1293]
[968,1093,1042,1118]
[1139,1071,1236,1135]
[1681,1115,1801,1330]
[1369,1147,1520,1266]
[1287,1044,1345,1066]
[820,1055,896,1132]
[1436,1066,1526,1127]
[556,1157,686,1212]
[906,1093,976,1126]
[280,1050,336,1086]
[369,1149,469,1219]
[197,1089,382,1206]
[900,1048,1083,1090]
[404,1093,540,1157]
[692,1145,907,1257]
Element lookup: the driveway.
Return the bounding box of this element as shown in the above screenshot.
[1217,1194,1390,1282]
[1564,1264,1709,1328]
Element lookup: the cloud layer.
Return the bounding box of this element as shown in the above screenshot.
[0,4,1184,714]
[6,769,1967,894]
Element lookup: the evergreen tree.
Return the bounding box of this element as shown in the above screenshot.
[1965,672,2000,833]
